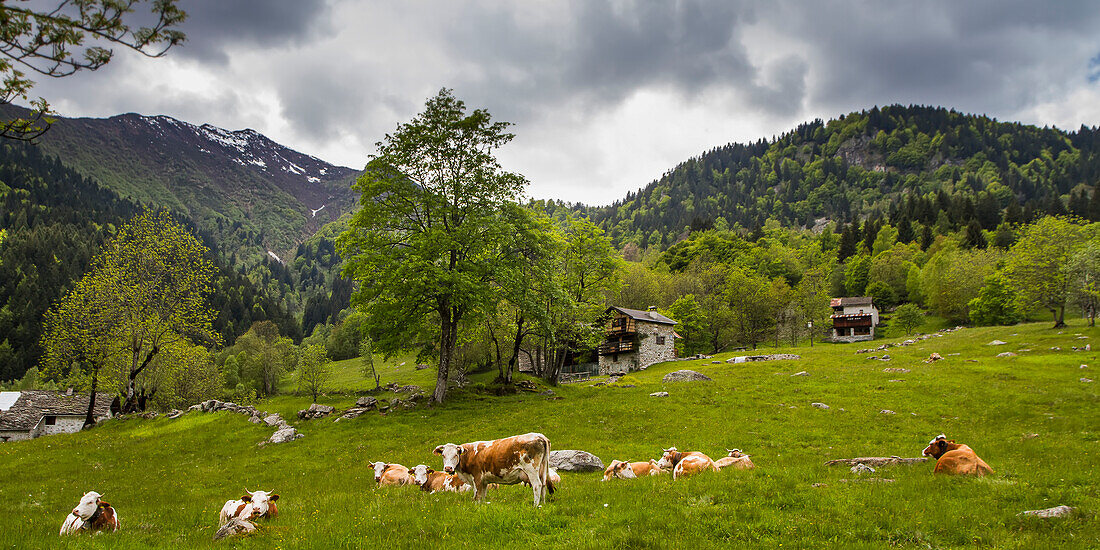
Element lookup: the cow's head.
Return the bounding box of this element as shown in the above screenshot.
[602,460,623,481]
[922,434,951,459]
[656,447,679,470]
[726,448,748,458]
[71,491,101,519]
[410,464,433,486]
[612,461,637,479]
[367,461,389,482]
[433,443,466,474]
[243,489,278,518]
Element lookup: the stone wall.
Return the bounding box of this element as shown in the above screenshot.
[36,415,85,437]
[598,321,677,374]
[0,430,30,442]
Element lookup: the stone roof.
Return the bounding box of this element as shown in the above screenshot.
[0,391,113,431]
[607,306,677,326]
[830,297,874,307]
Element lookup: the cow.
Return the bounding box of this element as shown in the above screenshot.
[434,432,554,506]
[921,434,993,476]
[410,464,472,494]
[60,491,120,535]
[656,447,719,479]
[714,448,756,470]
[367,461,414,487]
[218,489,279,526]
[602,459,662,481]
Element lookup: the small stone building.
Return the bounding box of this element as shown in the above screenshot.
[0,390,113,442]
[598,306,678,374]
[829,297,880,342]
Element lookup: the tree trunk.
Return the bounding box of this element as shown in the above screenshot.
[504,316,525,385]
[123,346,158,413]
[433,306,456,404]
[83,364,99,428]
[1052,306,1067,328]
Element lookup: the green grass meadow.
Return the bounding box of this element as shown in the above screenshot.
[1,321,1097,548]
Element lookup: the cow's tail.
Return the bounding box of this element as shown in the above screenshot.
[542,435,555,496]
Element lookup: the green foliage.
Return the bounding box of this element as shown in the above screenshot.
[665,295,704,356]
[230,321,296,397]
[968,274,1022,326]
[920,245,1002,323]
[297,344,332,402]
[864,280,896,309]
[1003,216,1089,327]
[892,303,924,335]
[1065,237,1100,326]
[844,255,871,296]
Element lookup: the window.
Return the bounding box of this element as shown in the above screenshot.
[655,335,666,345]
[44,416,56,426]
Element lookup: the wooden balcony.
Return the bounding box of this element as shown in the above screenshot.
[831,314,872,329]
[597,341,637,355]
[605,316,636,335]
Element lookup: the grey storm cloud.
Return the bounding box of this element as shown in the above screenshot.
[172,0,331,63]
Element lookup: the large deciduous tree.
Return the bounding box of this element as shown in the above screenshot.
[41,210,219,422]
[1002,216,1084,328]
[0,0,186,141]
[338,89,526,403]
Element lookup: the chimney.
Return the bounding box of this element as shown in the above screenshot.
[647,306,658,312]
[65,387,73,396]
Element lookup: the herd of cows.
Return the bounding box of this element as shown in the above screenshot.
[56,431,991,539]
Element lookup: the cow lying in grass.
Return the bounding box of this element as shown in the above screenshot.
[411,464,472,494]
[60,491,120,535]
[715,449,756,470]
[922,434,993,476]
[602,459,662,481]
[218,489,279,526]
[434,432,554,506]
[368,462,414,487]
[657,447,719,479]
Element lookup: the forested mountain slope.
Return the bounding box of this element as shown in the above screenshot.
[0,105,360,263]
[568,105,1100,248]
[0,142,298,381]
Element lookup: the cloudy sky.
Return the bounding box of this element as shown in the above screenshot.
[30,0,1100,205]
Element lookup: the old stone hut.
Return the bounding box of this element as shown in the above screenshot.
[830,296,880,342]
[598,306,678,374]
[0,390,113,442]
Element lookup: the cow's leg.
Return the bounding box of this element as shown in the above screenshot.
[473,482,487,501]
[521,463,544,507]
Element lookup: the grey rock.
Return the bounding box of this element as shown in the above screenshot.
[269,427,303,444]
[539,390,555,396]
[1081,378,1094,383]
[262,414,283,427]
[650,391,669,397]
[355,396,378,409]
[883,368,909,374]
[187,404,202,413]
[415,363,429,370]
[811,402,830,409]
[213,517,257,540]
[1018,505,1074,519]
[248,415,262,424]
[850,463,875,475]
[880,409,896,415]
[988,340,1008,346]
[997,352,1018,358]
[166,409,184,419]
[297,403,336,420]
[340,408,370,420]
[791,371,810,377]
[662,370,712,382]
[549,450,605,472]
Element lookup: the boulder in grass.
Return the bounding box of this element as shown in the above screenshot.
[811,402,830,409]
[262,414,283,427]
[549,450,605,472]
[791,371,810,377]
[662,370,712,382]
[213,517,257,540]
[269,427,302,444]
[1018,505,1074,519]
[987,340,1008,346]
[297,403,335,420]
[355,396,378,409]
[650,391,669,397]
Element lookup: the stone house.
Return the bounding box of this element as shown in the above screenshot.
[0,390,113,442]
[597,306,678,374]
[829,297,880,342]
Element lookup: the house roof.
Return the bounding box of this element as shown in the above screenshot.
[607,306,677,325]
[830,297,875,307]
[0,391,113,431]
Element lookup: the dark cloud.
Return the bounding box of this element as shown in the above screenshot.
[173,0,331,63]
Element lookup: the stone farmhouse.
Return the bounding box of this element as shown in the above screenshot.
[0,390,112,442]
[598,306,678,374]
[829,297,880,342]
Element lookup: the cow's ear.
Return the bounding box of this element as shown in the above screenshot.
[433,445,445,455]
[269,494,279,502]
[456,446,466,455]
[241,495,252,502]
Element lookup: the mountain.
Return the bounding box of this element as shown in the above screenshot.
[564,105,1100,248]
[0,104,360,263]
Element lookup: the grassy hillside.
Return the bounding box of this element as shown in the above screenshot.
[1,321,1097,548]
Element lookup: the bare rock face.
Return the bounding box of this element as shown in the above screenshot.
[213,517,256,540]
[269,427,303,444]
[662,370,712,382]
[549,450,605,472]
[1018,505,1074,519]
[297,403,335,420]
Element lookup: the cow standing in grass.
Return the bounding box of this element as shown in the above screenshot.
[60,491,120,535]
[715,449,756,470]
[218,489,279,525]
[368,462,414,487]
[434,432,554,506]
[657,447,719,479]
[922,434,993,476]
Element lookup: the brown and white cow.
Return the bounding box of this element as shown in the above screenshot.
[434,432,554,506]
[602,459,662,481]
[922,434,993,476]
[714,448,756,470]
[367,462,414,487]
[656,447,719,479]
[411,464,472,494]
[218,489,279,526]
[60,491,120,535]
